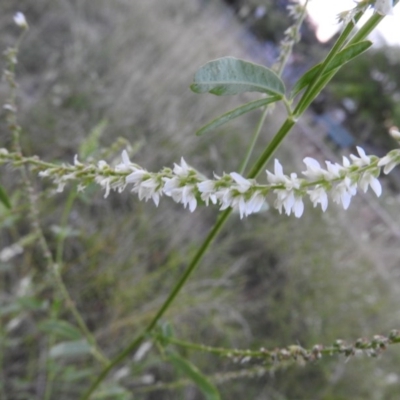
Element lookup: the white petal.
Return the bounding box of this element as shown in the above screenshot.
[341,192,352,210]
[294,198,304,218]
[303,157,321,169]
[230,172,251,191]
[274,159,284,177]
[370,178,382,197]
[121,150,130,165]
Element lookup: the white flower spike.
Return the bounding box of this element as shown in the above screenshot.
[21,145,398,219]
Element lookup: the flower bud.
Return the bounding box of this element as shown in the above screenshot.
[13,12,28,29]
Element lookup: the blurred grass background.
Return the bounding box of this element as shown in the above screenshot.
[1,0,400,399]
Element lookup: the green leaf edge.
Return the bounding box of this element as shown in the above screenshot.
[190,56,285,97]
[290,40,373,98]
[0,184,12,209]
[196,96,281,136]
[38,319,83,340]
[49,339,92,359]
[167,351,221,400]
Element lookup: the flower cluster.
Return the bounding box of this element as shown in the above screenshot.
[2,146,400,219]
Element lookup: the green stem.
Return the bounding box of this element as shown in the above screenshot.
[55,189,77,265]
[247,118,295,179]
[293,12,361,116]
[294,4,396,117]
[238,105,270,175]
[154,329,400,360]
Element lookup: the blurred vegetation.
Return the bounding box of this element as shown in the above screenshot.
[329,46,400,153]
[1,1,400,399]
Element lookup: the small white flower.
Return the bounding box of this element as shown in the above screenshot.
[95,176,112,197]
[230,172,252,192]
[331,177,357,210]
[74,154,83,166]
[374,0,394,16]
[359,171,382,196]
[389,127,400,141]
[126,169,148,185]
[97,160,109,170]
[197,179,218,205]
[378,150,400,174]
[163,176,180,194]
[173,158,191,177]
[13,12,28,28]
[115,150,137,173]
[274,186,304,218]
[245,191,265,215]
[267,159,290,184]
[324,161,343,180]
[167,185,197,212]
[350,146,372,167]
[230,190,265,219]
[133,176,163,206]
[302,157,325,180]
[308,186,328,212]
[217,188,234,211]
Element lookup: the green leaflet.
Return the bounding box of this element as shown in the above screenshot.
[49,339,92,359]
[191,57,285,97]
[196,96,281,136]
[38,319,82,340]
[0,184,12,209]
[167,351,221,400]
[291,40,373,98]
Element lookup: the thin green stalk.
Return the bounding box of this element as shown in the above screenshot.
[238,105,270,174]
[293,12,361,116]
[0,325,8,400]
[247,118,295,179]
[294,3,398,117]
[56,190,78,265]
[274,0,309,77]
[154,329,400,361]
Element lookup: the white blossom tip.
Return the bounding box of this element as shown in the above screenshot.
[389,127,400,141]
[13,12,28,28]
[374,0,394,16]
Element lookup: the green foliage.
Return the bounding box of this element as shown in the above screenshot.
[291,40,373,98]
[38,319,82,340]
[191,57,285,96]
[49,339,92,359]
[195,96,280,136]
[329,46,400,149]
[0,183,11,209]
[167,351,221,400]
